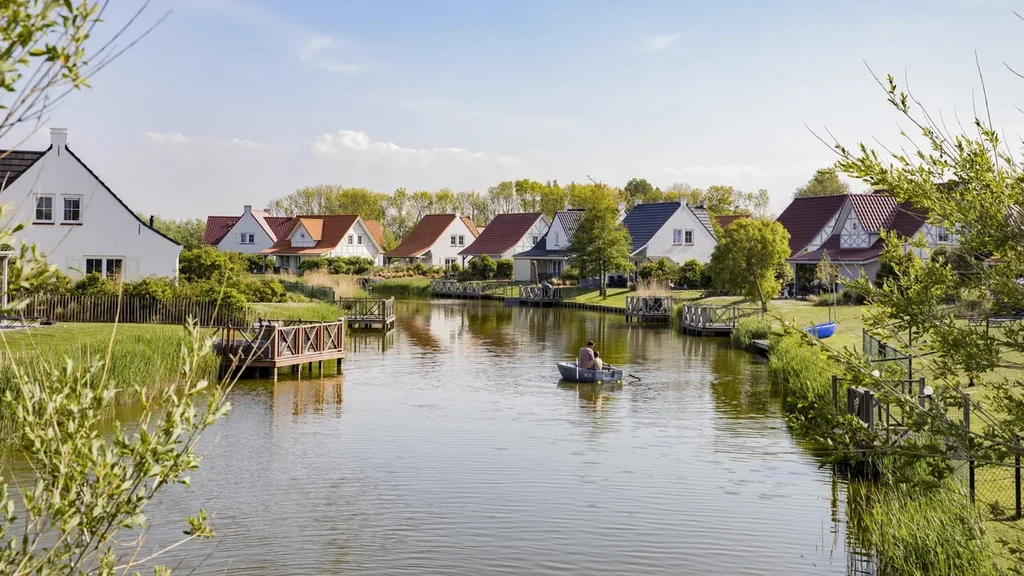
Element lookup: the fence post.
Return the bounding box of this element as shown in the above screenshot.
[918,377,926,410]
[831,375,839,410]
[1017,434,1022,519]
[964,395,975,502]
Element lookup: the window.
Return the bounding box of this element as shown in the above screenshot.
[684,230,694,245]
[451,234,457,246]
[852,221,859,231]
[458,235,465,246]
[554,232,560,247]
[85,258,102,275]
[531,235,538,245]
[357,235,362,245]
[35,195,53,222]
[444,257,457,269]
[84,257,123,280]
[348,234,354,245]
[937,227,950,243]
[105,258,123,281]
[62,196,81,223]
[240,233,255,244]
[672,229,683,245]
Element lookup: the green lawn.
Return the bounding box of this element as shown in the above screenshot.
[566,288,703,309]
[248,302,342,321]
[0,322,185,355]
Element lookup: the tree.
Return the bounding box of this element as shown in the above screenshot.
[495,258,514,280]
[179,246,245,283]
[815,249,840,320]
[623,178,655,209]
[538,180,568,217]
[466,254,497,280]
[678,259,704,288]
[148,216,205,250]
[514,179,543,212]
[794,168,851,198]
[487,181,517,215]
[567,187,632,297]
[638,257,678,285]
[708,218,791,311]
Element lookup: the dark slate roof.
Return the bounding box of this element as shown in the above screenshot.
[849,193,898,231]
[621,202,681,253]
[787,201,929,264]
[775,195,849,254]
[0,148,48,187]
[689,204,716,239]
[512,231,568,259]
[459,212,545,256]
[556,209,585,239]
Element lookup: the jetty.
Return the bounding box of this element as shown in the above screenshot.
[338,297,396,331]
[677,303,762,336]
[518,285,589,307]
[430,280,517,300]
[217,320,346,381]
[625,296,680,324]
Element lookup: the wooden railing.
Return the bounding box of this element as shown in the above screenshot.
[677,304,762,329]
[430,280,516,298]
[218,320,345,363]
[336,297,395,321]
[518,285,590,301]
[625,296,681,317]
[24,295,253,326]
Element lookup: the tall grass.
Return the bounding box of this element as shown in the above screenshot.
[634,279,671,297]
[370,277,432,297]
[301,271,364,298]
[767,333,838,413]
[730,317,772,348]
[248,302,341,322]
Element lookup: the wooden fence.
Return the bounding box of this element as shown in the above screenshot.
[336,297,396,329]
[518,285,591,301]
[430,280,517,298]
[217,320,345,366]
[625,296,681,321]
[24,295,253,326]
[678,303,762,334]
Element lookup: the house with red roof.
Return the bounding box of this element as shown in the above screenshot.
[777,192,954,285]
[458,212,549,270]
[204,205,294,255]
[385,214,479,268]
[260,214,385,272]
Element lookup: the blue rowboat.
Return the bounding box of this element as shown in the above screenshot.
[807,321,837,339]
[557,361,624,384]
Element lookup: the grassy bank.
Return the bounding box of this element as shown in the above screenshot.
[248,302,342,321]
[369,277,432,298]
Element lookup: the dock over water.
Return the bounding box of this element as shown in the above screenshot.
[678,304,762,336]
[338,297,396,331]
[217,320,346,380]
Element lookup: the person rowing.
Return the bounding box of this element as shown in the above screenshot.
[578,340,603,370]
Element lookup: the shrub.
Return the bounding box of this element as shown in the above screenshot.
[467,255,497,280]
[638,258,678,284]
[561,266,579,282]
[179,246,246,283]
[72,273,115,296]
[413,261,428,276]
[730,317,772,348]
[122,276,175,300]
[811,288,867,307]
[239,279,287,303]
[448,262,462,275]
[298,257,329,274]
[495,258,514,280]
[678,259,704,288]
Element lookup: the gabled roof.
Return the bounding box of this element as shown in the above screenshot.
[364,220,386,249]
[0,149,48,187]
[459,212,545,256]
[713,214,750,230]
[775,195,849,254]
[261,214,361,255]
[848,193,898,231]
[387,214,475,258]
[513,231,567,259]
[204,216,239,245]
[621,202,681,253]
[460,216,479,237]
[265,216,294,239]
[555,209,586,239]
[787,200,930,264]
[689,204,716,239]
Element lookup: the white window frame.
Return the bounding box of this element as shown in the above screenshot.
[937,227,950,243]
[458,235,465,247]
[84,256,124,280]
[35,194,54,223]
[450,234,457,246]
[444,257,457,270]
[62,195,82,223]
[357,235,363,245]
[240,232,256,245]
[348,234,354,245]
[672,229,683,245]
[531,235,538,245]
[684,229,694,246]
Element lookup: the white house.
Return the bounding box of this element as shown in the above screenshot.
[781,192,954,283]
[511,209,584,282]
[204,205,293,254]
[621,201,717,266]
[0,128,181,279]
[459,212,549,269]
[262,214,386,272]
[385,213,479,268]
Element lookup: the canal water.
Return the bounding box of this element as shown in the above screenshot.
[96,301,855,573]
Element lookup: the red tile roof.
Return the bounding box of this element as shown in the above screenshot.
[775,195,849,254]
[265,216,294,239]
[261,215,359,255]
[460,215,479,237]
[713,214,751,230]
[203,216,239,245]
[459,213,545,256]
[363,220,386,249]
[848,193,898,231]
[387,214,463,258]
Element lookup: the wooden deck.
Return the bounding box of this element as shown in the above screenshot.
[517,285,590,307]
[217,320,346,380]
[624,296,680,323]
[430,279,517,300]
[678,304,762,336]
[338,297,395,331]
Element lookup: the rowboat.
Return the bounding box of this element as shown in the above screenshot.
[807,321,837,339]
[557,361,624,383]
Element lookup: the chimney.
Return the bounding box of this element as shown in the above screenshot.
[243,204,252,214]
[50,127,68,148]
[617,202,625,212]
[149,215,154,228]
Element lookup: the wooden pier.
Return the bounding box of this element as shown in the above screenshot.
[624,296,680,323]
[338,297,395,331]
[430,280,517,300]
[217,320,346,380]
[518,285,589,307]
[678,303,762,336]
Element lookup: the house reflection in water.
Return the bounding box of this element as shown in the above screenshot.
[271,376,345,421]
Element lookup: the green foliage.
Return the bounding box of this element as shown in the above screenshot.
[709,218,791,311]
[495,258,514,280]
[678,259,705,288]
[561,266,579,282]
[72,272,112,295]
[298,257,329,273]
[297,256,376,276]
[179,247,245,284]
[370,277,432,297]
[566,185,632,297]
[238,279,287,303]
[623,178,656,209]
[793,167,851,198]
[121,276,175,300]
[465,255,497,281]
[269,185,387,222]
[448,261,462,274]
[638,257,678,284]
[148,216,206,250]
[730,317,772,348]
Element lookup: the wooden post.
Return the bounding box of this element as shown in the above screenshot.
[1016,434,1022,519]
[965,395,975,502]
[831,375,839,410]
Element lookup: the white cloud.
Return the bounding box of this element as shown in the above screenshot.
[639,33,681,53]
[144,131,189,144]
[311,130,518,164]
[298,33,364,75]
[145,131,282,151]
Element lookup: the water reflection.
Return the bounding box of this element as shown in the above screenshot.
[271,376,344,420]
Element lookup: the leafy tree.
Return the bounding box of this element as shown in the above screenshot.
[678,259,704,288]
[178,247,245,283]
[567,188,632,297]
[794,168,851,198]
[709,218,791,311]
[466,254,497,280]
[624,178,655,209]
[815,249,840,293]
[487,181,517,214]
[538,180,568,217]
[638,257,678,284]
[495,258,514,280]
[148,216,205,250]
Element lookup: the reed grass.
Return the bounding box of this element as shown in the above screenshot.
[248,302,342,322]
[730,317,772,348]
[301,271,364,298]
[634,279,671,297]
[370,277,432,297]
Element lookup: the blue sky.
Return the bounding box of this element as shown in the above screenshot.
[18,0,1024,218]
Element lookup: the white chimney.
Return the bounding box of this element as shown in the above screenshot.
[50,127,68,148]
[243,204,252,214]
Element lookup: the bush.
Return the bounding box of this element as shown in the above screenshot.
[448,262,462,274]
[179,247,246,283]
[638,257,678,283]
[678,259,704,288]
[72,273,115,296]
[466,255,497,280]
[811,288,867,307]
[495,258,514,280]
[730,317,772,348]
[413,261,428,276]
[298,257,329,274]
[121,276,175,300]
[561,266,579,282]
[238,279,287,303]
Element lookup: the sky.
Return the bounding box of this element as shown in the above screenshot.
[13,0,1024,218]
